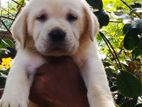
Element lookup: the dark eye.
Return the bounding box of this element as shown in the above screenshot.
[36,14,47,22]
[67,13,78,22]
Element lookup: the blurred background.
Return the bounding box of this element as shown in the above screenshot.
[0,0,142,107]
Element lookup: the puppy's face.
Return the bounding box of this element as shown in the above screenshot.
[30,0,84,56]
[12,0,99,56]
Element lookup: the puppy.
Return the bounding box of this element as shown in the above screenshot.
[0,0,115,107]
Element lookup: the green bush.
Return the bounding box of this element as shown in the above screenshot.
[87,0,142,106]
[0,0,142,107]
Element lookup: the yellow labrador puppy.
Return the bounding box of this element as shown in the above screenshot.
[0,0,115,107]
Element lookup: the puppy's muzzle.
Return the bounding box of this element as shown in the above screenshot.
[48,28,67,51]
[49,28,66,42]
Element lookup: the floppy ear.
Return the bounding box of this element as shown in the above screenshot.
[83,2,99,41]
[11,8,28,48]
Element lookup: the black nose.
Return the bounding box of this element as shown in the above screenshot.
[49,29,66,42]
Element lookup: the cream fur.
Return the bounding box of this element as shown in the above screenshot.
[0,0,115,107]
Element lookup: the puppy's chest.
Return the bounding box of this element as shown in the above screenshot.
[26,56,79,73]
[26,56,46,74]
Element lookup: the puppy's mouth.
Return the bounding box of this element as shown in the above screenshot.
[49,47,67,52]
[49,43,67,51]
[36,41,76,56]
[41,45,71,56]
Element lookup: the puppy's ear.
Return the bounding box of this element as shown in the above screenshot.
[11,8,28,48]
[83,2,99,41]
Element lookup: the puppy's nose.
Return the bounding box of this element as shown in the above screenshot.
[49,29,66,42]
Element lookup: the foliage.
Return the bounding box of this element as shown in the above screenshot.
[87,0,142,106]
[0,38,16,88]
[0,0,21,88]
[86,0,142,106]
[0,0,142,107]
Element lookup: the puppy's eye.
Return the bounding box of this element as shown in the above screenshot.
[36,14,47,22]
[67,13,78,22]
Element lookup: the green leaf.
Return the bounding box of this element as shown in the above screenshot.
[121,98,137,107]
[123,24,132,34]
[0,76,6,88]
[117,70,142,98]
[86,0,103,10]
[132,38,142,58]
[0,39,14,48]
[135,104,142,107]
[131,3,141,8]
[132,47,142,58]
[137,38,142,48]
[132,19,142,33]
[2,39,15,48]
[124,28,140,50]
[16,0,25,6]
[105,67,116,77]
[94,11,109,28]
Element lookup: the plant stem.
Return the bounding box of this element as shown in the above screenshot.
[120,0,141,18]
[100,32,122,69]
[0,19,11,34]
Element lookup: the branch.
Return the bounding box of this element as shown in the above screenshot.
[11,0,24,6]
[0,31,13,39]
[99,32,122,69]
[109,20,122,23]
[0,6,15,17]
[0,19,11,34]
[120,0,132,10]
[120,0,141,18]
[0,16,14,20]
[8,6,23,29]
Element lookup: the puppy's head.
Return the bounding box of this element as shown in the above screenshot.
[12,0,99,56]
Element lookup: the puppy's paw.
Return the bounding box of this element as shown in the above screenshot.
[0,96,28,107]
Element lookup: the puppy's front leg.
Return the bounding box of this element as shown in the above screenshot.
[76,44,115,107]
[0,49,45,107]
[81,58,115,107]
